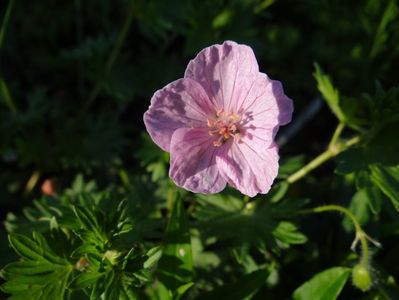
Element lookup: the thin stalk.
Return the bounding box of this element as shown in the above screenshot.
[0,76,17,113]
[328,122,345,149]
[0,0,18,113]
[311,205,362,234]
[286,149,334,184]
[302,204,370,267]
[359,232,369,266]
[167,184,177,215]
[286,134,361,184]
[0,0,15,51]
[82,7,134,113]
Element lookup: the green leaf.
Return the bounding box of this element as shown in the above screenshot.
[343,189,370,231]
[0,232,73,299]
[356,171,383,214]
[147,281,172,300]
[267,181,290,203]
[100,271,140,300]
[143,246,163,269]
[135,133,168,182]
[73,205,100,232]
[71,243,100,258]
[8,233,66,265]
[336,121,399,211]
[278,155,306,179]
[157,193,193,293]
[272,221,308,244]
[313,63,346,123]
[201,268,269,300]
[5,196,80,235]
[70,271,104,289]
[364,184,383,214]
[293,267,351,300]
[0,0,15,51]
[2,261,54,276]
[194,193,308,247]
[370,0,398,58]
[336,125,399,175]
[194,192,243,220]
[363,84,399,131]
[73,204,108,245]
[212,9,233,29]
[370,165,399,209]
[7,234,47,262]
[175,282,194,300]
[0,75,17,113]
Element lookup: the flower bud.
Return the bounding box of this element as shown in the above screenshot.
[103,250,121,265]
[352,264,372,292]
[41,178,58,196]
[75,257,89,272]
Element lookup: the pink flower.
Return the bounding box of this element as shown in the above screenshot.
[144,41,293,197]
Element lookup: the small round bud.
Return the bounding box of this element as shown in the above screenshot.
[103,250,120,265]
[75,257,89,272]
[41,178,58,196]
[352,264,372,292]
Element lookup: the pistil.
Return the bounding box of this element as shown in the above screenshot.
[207,109,240,147]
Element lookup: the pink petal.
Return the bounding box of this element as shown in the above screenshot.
[184,41,259,112]
[169,128,226,194]
[216,141,279,197]
[238,74,293,143]
[144,78,214,152]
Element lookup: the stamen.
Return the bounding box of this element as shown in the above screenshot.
[207,110,240,147]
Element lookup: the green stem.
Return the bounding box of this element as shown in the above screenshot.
[82,6,134,113]
[328,123,345,149]
[305,205,369,267]
[0,76,17,113]
[0,0,18,113]
[167,184,177,215]
[359,232,369,266]
[311,205,362,233]
[0,0,15,51]
[286,133,361,184]
[286,148,334,184]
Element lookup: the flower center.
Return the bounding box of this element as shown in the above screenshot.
[207,109,241,147]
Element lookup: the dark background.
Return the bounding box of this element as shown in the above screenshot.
[1,0,398,298]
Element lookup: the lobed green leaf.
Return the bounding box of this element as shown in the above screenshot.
[293,267,351,300]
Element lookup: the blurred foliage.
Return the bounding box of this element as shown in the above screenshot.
[1,0,399,299]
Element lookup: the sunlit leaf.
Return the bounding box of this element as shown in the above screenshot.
[313,63,345,123]
[157,193,193,294]
[0,232,73,299]
[293,267,351,300]
[370,165,399,209]
[194,193,308,247]
[273,221,307,244]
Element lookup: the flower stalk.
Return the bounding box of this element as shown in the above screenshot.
[0,0,15,51]
[286,123,361,184]
[300,204,381,259]
[302,204,379,292]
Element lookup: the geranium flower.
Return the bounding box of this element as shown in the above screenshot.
[144,41,293,197]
